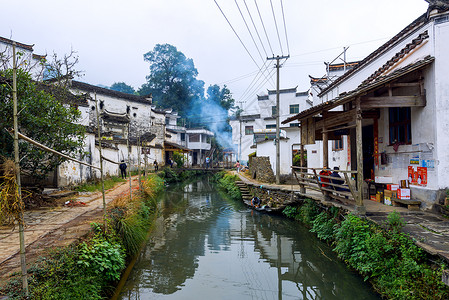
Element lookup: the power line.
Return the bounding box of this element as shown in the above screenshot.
[280,0,290,55]
[213,0,261,70]
[269,0,284,55]
[234,0,264,63]
[254,0,274,56]
[243,0,268,58]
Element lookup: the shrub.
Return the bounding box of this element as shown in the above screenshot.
[213,171,241,201]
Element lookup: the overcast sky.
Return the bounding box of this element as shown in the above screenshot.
[1,0,429,111]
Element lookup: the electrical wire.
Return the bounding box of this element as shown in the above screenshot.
[234,0,264,63]
[280,0,290,56]
[213,0,261,71]
[269,0,284,55]
[254,0,274,56]
[243,0,268,58]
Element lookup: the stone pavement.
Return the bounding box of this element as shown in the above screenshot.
[0,177,139,284]
[235,172,449,262]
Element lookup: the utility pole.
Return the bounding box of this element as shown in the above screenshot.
[267,55,289,184]
[236,101,243,163]
[12,42,29,297]
[94,93,107,231]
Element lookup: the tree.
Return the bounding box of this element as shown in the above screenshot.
[0,69,85,182]
[206,84,235,111]
[110,82,135,94]
[138,44,204,117]
[43,49,84,88]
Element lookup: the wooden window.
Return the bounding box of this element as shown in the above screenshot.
[389,107,411,144]
[266,124,276,129]
[181,133,185,141]
[272,106,277,117]
[290,104,299,114]
[290,123,300,127]
[245,126,254,135]
[332,136,344,151]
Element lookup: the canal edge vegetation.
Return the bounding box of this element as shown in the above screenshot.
[283,199,449,299]
[212,171,242,201]
[0,173,164,300]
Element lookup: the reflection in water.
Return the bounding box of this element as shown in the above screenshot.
[118,178,380,300]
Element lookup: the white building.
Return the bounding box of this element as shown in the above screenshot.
[185,128,214,166]
[0,36,46,79]
[230,87,312,175]
[283,2,449,210]
[52,80,166,186]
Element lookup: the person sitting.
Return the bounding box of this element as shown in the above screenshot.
[251,196,261,208]
[319,167,332,188]
[330,167,350,193]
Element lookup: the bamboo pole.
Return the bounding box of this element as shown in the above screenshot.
[137,134,142,190]
[127,123,132,201]
[95,93,107,229]
[12,131,100,170]
[12,42,29,297]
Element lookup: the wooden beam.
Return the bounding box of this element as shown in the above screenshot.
[360,95,426,109]
[316,109,356,129]
[355,97,365,214]
[389,82,421,88]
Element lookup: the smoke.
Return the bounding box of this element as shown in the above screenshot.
[187,92,234,150]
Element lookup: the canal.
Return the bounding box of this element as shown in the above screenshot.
[116,177,380,299]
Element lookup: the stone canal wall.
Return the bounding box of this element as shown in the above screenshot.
[245,182,299,210]
[249,157,275,183]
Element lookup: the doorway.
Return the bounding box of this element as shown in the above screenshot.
[362,125,374,180]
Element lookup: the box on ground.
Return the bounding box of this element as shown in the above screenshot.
[387,184,400,191]
[397,188,411,200]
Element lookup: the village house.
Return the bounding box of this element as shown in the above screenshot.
[230,87,312,175]
[283,1,449,211]
[164,109,191,165]
[0,36,46,80]
[185,127,214,167]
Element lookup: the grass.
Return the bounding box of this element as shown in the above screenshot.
[75,176,125,192]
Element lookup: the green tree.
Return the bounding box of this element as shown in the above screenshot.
[110,82,135,94]
[138,44,204,117]
[206,84,235,111]
[0,69,85,182]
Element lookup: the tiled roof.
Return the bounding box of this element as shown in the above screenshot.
[101,109,130,123]
[257,95,269,100]
[318,12,428,97]
[0,36,34,51]
[327,61,360,72]
[32,53,46,61]
[296,91,308,97]
[35,82,88,107]
[268,87,297,95]
[360,31,429,86]
[71,80,152,104]
[283,56,434,124]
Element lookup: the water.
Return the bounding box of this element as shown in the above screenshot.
[117,178,380,300]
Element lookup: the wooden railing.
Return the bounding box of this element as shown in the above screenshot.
[291,166,359,203]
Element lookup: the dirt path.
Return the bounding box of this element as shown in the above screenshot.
[0,177,140,286]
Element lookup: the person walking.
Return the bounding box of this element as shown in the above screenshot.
[205,156,210,169]
[153,160,158,171]
[119,160,127,179]
[235,160,241,173]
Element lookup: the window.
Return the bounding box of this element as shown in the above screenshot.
[181,133,185,141]
[189,133,200,142]
[266,124,276,129]
[332,136,344,151]
[389,107,411,144]
[272,106,277,117]
[290,104,299,114]
[245,126,254,135]
[290,123,300,127]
